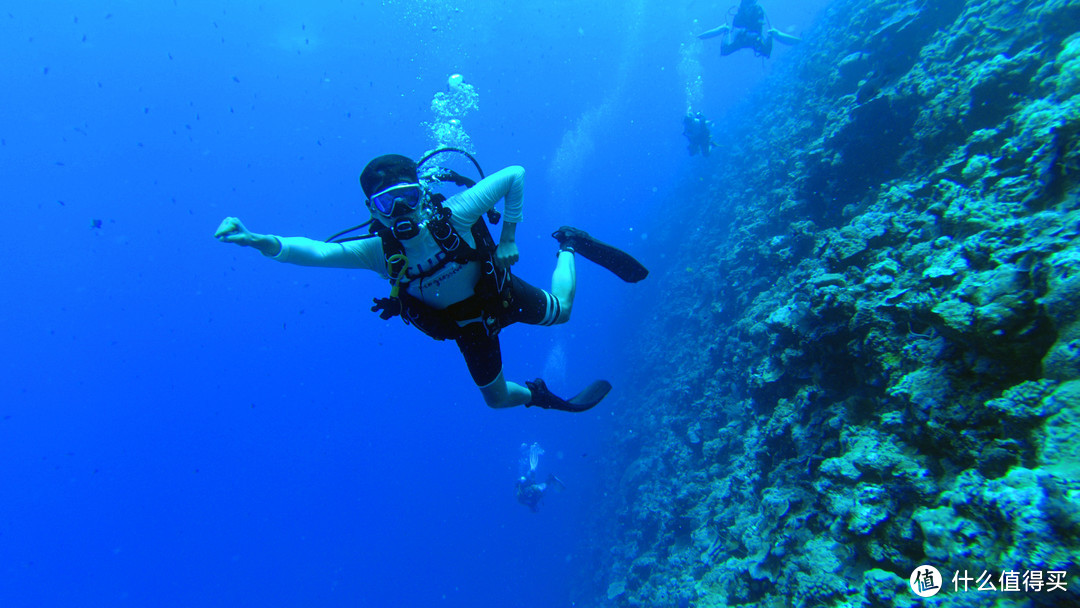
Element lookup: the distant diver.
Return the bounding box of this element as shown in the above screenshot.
[683,111,716,156]
[697,0,800,59]
[214,149,648,412]
[516,442,565,512]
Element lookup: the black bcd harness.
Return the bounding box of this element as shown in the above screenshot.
[369,196,512,341]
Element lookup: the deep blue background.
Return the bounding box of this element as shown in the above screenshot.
[1,1,827,606]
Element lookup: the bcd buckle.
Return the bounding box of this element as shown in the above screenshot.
[483,314,501,337]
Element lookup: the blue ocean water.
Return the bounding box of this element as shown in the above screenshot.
[1,1,829,606]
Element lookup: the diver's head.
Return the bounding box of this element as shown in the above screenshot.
[361,154,424,218]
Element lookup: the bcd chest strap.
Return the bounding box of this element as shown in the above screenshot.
[370,201,511,340]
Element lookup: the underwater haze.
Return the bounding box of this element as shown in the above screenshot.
[9,0,1080,606]
[2,1,829,606]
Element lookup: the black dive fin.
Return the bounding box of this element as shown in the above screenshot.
[552,226,649,283]
[525,378,611,412]
[568,380,612,409]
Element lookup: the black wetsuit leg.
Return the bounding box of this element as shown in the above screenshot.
[456,325,502,387]
[759,34,773,58]
[722,29,759,56]
[455,275,562,386]
[503,274,563,327]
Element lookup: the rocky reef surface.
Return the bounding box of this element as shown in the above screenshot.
[584,0,1080,606]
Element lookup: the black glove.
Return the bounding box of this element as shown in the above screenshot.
[371,297,401,320]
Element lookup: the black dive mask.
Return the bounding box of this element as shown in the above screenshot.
[386,198,418,219]
[370,183,422,215]
[370,183,427,240]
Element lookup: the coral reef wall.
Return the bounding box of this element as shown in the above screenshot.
[587,0,1080,606]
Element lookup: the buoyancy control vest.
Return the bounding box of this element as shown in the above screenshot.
[369,195,512,341]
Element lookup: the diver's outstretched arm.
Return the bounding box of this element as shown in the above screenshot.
[215,217,385,270]
[697,24,730,40]
[769,28,800,46]
[215,217,281,256]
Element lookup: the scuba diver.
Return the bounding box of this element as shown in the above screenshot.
[697,0,800,59]
[214,149,648,412]
[515,442,565,512]
[683,111,716,156]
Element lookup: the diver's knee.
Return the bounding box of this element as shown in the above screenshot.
[481,390,513,409]
[478,375,514,408]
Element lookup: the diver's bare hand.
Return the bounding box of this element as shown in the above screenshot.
[495,240,520,270]
[214,217,281,256]
[215,217,255,244]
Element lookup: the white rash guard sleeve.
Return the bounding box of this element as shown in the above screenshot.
[269,235,389,278]
[448,165,525,226]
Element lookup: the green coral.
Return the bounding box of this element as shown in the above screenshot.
[584,2,1080,607]
[1052,33,1080,100]
[1040,380,1080,476]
